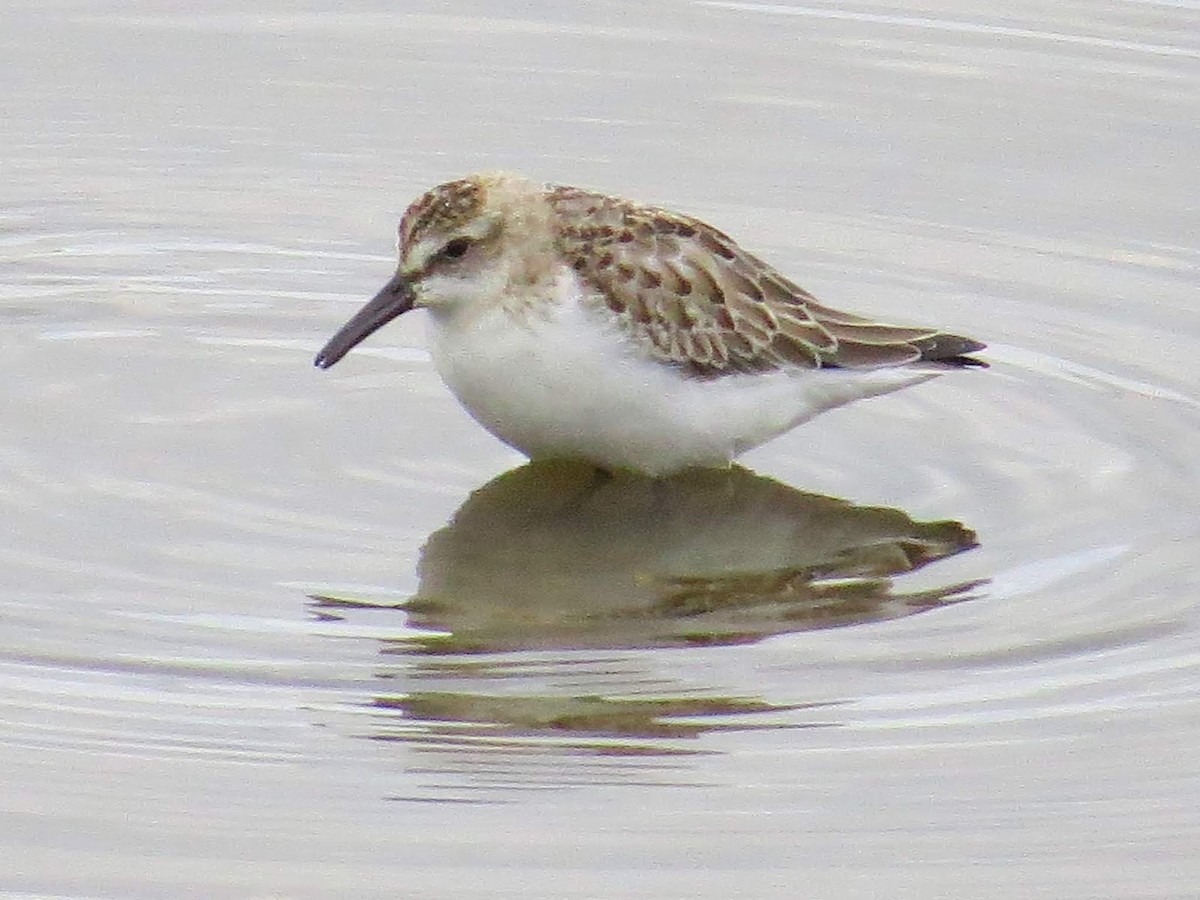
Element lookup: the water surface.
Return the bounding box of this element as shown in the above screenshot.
[3,1,1198,897]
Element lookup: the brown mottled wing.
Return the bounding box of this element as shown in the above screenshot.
[546,185,984,375]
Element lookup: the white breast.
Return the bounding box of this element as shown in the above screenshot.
[427,271,936,474]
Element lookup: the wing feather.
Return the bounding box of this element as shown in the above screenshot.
[547,185,984,376]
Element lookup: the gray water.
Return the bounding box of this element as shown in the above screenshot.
[3,1,1199,898]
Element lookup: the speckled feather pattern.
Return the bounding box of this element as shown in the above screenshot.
[385,174,981,379]
[544,184,980,376]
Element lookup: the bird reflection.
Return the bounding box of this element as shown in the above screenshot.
[316,460,979,652]
[311,462,981,768]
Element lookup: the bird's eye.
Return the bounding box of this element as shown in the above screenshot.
[440,237,472,260]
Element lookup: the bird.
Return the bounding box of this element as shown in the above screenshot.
[314,172,984,475]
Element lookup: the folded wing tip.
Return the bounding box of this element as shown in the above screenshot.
[916,333,987,362]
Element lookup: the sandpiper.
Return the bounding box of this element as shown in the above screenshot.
[315,172,984,475]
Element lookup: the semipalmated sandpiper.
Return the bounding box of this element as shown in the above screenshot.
[315,172,984,474]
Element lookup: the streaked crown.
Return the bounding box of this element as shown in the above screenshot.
[398,177,486,251]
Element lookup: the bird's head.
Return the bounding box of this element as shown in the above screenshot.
[315,171,554,369]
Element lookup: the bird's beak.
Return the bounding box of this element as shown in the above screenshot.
[313,269,415,369]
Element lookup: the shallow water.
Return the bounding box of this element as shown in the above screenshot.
[3,1,1199,897]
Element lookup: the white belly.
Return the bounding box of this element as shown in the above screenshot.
[428,289,934,475]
